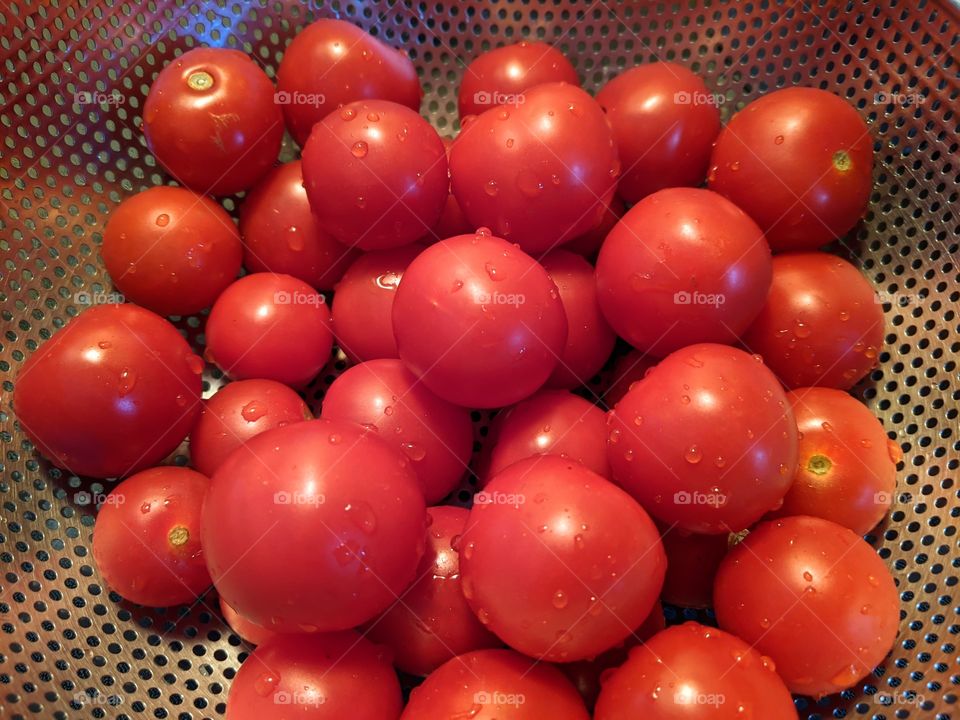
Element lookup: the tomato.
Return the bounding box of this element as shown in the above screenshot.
[766,386,899,534]
[92,467,210,607]
[401,649,589,720]
[13,304,202,478]
[541,250,617,388]
[425,136,472,242]
[660,526,729,608]
[562,195,624,257]
[461,455,665,661]
[596,62,721,204]
[143,48,283,196]
[392,231,568,408]
[330,244,424,364]
[596,188,772,357]
[594,622,796,720]
[189,379,312,478]
[714,516,900,697]
[239,161,359,292]
[607,343,798,534]
[225,631,402,720]
[276,18,422,146]
[204,273,333,388]
[601,349,658,408]
[708,87,874,252]
[202,418,426,632]
[450,83,619,254]
[302,99,447,250]
[320,359,472,504]
[219,597,276,647]
[457,41,579,118]
[741,252,884,390]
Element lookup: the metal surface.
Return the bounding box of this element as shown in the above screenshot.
[0,0,958,718]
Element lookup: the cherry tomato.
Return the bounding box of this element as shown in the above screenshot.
[596,188,772,357]
[595,622,796,720]
[14,304,203,478]
[320,359,472,504]
[714,516,900,697]
[92,467,210,607]
[392,232,568,408]
[143,48,283,196]
[607,343,798,534]
[766,387,898,534]
[276,18,422,146]
[302,99,447,250]
[601,349,658,408]
[708,87,874,251]
[205,273,333,388]
[239,161,359,292]
[450,83,619,254]
[225,631,402,720]
[202,418,426,632]
[597,62,721,204]
[458,41,579,118]
[219,597,276,647]
[562,195,624,258]
[461,455,666,661]
[189,379,312,477]
[660,526,729,608]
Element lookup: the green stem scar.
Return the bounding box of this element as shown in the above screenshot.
[832,150,852,172]
[168,526,190,547]
[807,454,832,475]
[187,71,214,91]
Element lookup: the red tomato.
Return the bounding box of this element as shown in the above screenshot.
[714,516,900,697]
[189,379,312,477]
[562,195,624,257]
[601,349,658,408]
[597,63,721,204]
[660,526,729,608]
[708,87,874,251]
[401,649,589,720]
[461,455,666,661]
[225,632,402,720]
[239,161,359,292]
[202,418,426,632]
[425,136,472,242]
[392,232,567,408]
[541,250,617,388]
[596,188,772,356]
[457,41,579,118]
[741,252,884,389]
[766,387,898,534]
[302,99,447,250]
[276,18,422,146]
[320,359,472,504]
[92,467,210,607]
[219,597,276,647]
[143,48,282,195]
[205,273,333,388]
[594,622,796,720]
[13,304,202,478]
[607,343,798,534]
[450,83,619,254]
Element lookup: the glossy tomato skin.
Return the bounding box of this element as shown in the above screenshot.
[741,252,885,390]
[202,418,426,632]
[320,360,472,503]
[601,349,658,408]
[596,63,721,204]
[205,273,333,388]
[594,622,796,720]
[14,304,203,478]
[596,188,773,357]
[458,41,580,118]
[660,526,729,608]
[709,87,874,251]
[607,343,798,534]
[239,161,359,291]
[302,100,447,250]
[143,48,283,196]
[461,455,666,661]
[562,195,624,258]
[225,632,402,720]
[276,18,422,147]
[189,379,312,477]
[450,83,619,254]
[392,232,568,408]
[219,597,276,646]
[714,516,900,697]
[92,467,210,607]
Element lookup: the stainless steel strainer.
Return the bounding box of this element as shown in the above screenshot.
[1,1,958,718]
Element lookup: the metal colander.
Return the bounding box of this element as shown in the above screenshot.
[1,0,958,718]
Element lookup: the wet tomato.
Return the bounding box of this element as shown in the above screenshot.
[219,597,276,647]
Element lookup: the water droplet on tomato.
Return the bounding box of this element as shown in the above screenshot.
[351,141,368,158]
[552,590,569,609]
[155,213,170,227]
[684,445,702,464]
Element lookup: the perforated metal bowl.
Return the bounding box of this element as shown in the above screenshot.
[1,1,959,718]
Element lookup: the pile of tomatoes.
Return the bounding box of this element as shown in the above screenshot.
[13,18,904,720]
